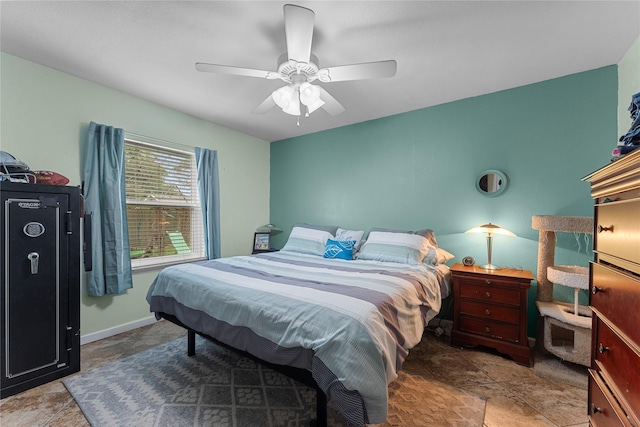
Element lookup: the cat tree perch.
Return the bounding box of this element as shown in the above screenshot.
[532,215,593,366]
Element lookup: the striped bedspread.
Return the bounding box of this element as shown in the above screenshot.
[146,251,447,425]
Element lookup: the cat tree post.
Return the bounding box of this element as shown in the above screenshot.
[535,229,556,302]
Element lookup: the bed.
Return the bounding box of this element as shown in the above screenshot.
[146,225,452,426]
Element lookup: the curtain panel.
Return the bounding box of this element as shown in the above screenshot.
[195,147,221,260]
[83,122,133,296]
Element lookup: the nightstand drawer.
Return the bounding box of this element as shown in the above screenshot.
[588,369,632,427]
[458,282,521,306]
[459,316,520,343]
[593,316,640,418]
[591,262,640,347]
[459,300,520,324]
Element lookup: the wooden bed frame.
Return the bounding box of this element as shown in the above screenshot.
[159,312,328,427]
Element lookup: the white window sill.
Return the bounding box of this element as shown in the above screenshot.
[131,254,206,272]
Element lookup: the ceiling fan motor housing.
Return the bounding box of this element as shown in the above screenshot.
[277,53,319,83]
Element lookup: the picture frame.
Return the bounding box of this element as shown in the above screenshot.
[253,232,271,253]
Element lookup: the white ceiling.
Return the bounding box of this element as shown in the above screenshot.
[1,1,639,142]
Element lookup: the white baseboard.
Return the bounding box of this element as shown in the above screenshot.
[80,316,158,346]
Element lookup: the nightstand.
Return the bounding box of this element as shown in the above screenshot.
[450,263,534,366]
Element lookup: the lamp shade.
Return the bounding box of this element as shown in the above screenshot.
[465,223,516,237]
[299,82,321,106]
[256,224,282,233]
[272,85,294,110]
[282,87,301,116]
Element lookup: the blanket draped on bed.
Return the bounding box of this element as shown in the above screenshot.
[147,251,444,425]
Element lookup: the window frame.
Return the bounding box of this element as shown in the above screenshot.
[124,136,206,271]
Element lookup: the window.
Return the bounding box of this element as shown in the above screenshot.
[124,138,205,269]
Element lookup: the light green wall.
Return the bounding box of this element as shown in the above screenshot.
[270,66,618,337]
[618,35,640,137]
[0,53,271,336]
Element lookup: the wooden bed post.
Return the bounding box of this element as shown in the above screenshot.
[314,389,328,427]
[187,329,196,356]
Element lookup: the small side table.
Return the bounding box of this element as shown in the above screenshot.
[450,263,534,366]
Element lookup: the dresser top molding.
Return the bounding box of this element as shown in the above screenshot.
[582,148,640,199]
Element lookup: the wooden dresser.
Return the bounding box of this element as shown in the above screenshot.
[583,149,640,427]
[450,263,534,366]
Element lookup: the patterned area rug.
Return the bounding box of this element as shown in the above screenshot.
[64,335,486,426]
[64,337,325,426]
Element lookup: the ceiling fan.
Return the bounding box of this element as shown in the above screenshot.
[195,4,397,124]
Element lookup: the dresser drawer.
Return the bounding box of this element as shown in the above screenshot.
[459,300,520,324]
[459,316,520,343]
[591,263,640,347]
[593,317,640,419]
[458,281,521,306]
[595,200,640,264]
[588,369,632,427]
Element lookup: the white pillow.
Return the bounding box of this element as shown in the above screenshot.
[335,228,365,252]
[355,231,435,265]
[280,226,334,257]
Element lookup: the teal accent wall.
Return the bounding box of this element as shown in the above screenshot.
[270,67,618,337]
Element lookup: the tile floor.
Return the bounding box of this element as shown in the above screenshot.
[0,320,589,427]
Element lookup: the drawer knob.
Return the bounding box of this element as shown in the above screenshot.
[485,327,491,333]
[591,286,602,295]
[485,279,491,285]
[485,309,491,315]
[485,292,491,298]
[598,343,610,354]
[591,403,602,414]
[597,224,614,233]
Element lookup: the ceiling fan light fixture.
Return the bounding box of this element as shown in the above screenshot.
[299,82,321,106]
[282,88,301,116]
[272,85,294,109]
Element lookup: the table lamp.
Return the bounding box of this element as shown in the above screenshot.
[465,223,516,270]
[256,224,282,233]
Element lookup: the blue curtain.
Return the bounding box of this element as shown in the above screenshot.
[83,122,133,296]
[195,147,221,259]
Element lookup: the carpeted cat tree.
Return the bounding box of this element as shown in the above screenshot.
[531,215,593,366]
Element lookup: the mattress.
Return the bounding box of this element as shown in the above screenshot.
[147,251,449,425]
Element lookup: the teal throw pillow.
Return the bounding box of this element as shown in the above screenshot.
[323,239,357,260]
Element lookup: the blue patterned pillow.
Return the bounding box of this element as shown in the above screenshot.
[323,239,357,260]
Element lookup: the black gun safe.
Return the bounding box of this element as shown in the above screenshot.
[1,182,81,398]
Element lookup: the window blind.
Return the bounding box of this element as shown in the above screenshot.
[124,139,205,268]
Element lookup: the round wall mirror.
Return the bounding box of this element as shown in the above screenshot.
[476,170,508,197]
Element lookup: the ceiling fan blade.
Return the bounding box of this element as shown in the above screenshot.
[284,4,314,64]
[196,63,280,79]
[318,87,345,116]
[318,60,397,83]
[252,95,276,114]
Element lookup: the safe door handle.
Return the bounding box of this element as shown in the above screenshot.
[28,252,39,274]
